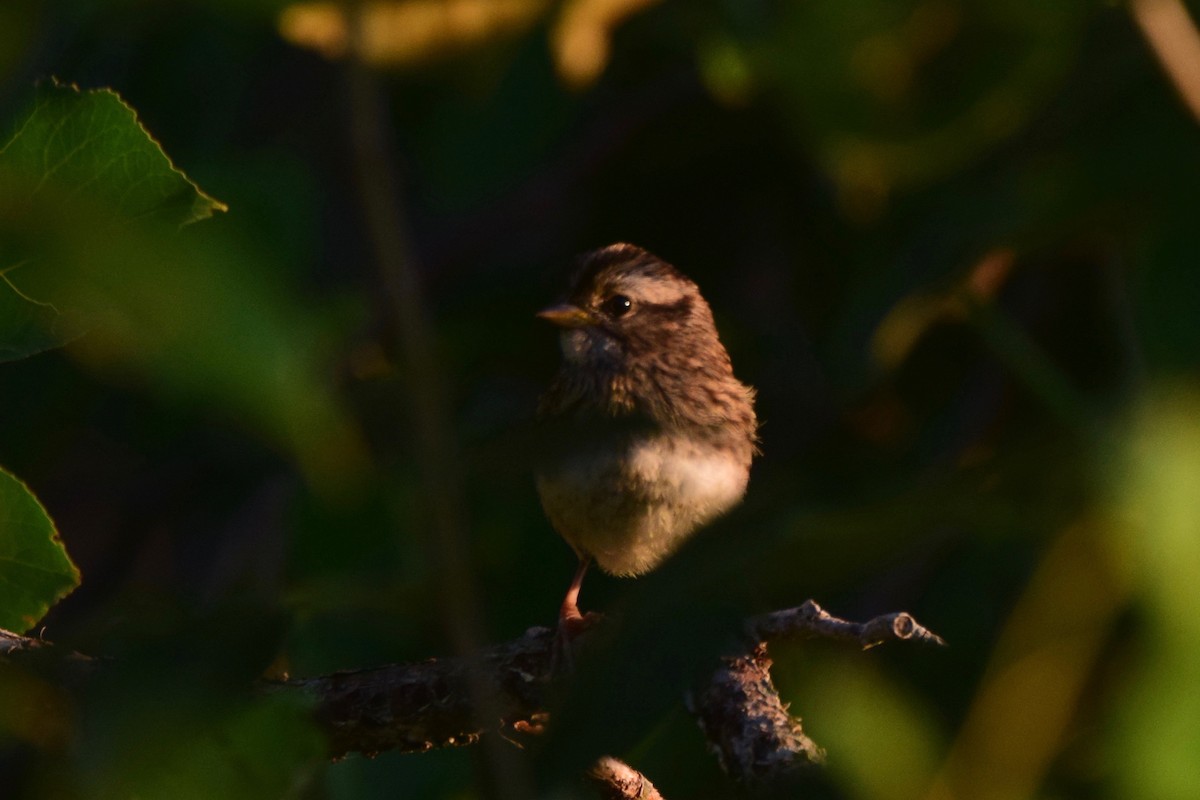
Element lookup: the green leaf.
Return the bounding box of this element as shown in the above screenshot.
[0,78,226,362]
[0,467,80,632]
[0,77,226,225]
[0,82,367,490]
[83,690,325,800]
[0,263,82,361]
[139,697,324,800]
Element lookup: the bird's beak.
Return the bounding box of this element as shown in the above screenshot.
[536,303,594,328]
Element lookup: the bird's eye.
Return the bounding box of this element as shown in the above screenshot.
[602,294,633,318]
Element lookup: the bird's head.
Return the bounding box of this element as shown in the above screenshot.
[538,243,723,372]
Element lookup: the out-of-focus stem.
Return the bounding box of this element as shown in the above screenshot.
[341,4,531,797]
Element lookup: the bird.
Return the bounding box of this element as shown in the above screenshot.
[534,243,758,635]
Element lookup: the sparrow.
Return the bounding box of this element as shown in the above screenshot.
[535,243,758,633]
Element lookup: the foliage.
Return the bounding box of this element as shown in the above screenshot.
[0,467,78,632]
[0,78,224,361]
[1,0,1199,798]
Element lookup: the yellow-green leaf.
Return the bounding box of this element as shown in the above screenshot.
[0,467,79,632]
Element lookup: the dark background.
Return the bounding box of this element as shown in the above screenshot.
[2,0,1199,797]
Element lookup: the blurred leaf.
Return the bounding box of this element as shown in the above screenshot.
[550,0,663,87]
[1,195,368,490]
[0,664,72,748]
[797,656,943,800]
[717,0,1090,216]
[0,467,80,633]
[871,247,1015,371]
[0,80,367,489]
[154,696,323,800]
[927,518,1123,800]
[1108,388,1200,800]
[0,78,226,362]
[89,692,324,800]
[279,0,549,64]
[0,262,87,361]
[0,78,225,225]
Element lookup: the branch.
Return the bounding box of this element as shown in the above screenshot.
[588,756,666,800]
[0,628,99,685]
[689,643,825,781]
[1,601,942,786]
[681,599,945,781]
[747,599,946,648]
[278,626,556,758]
[274,598,941,783]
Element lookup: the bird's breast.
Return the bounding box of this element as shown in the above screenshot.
[535,433,750,577]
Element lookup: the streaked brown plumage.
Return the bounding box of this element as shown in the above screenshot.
[535,243,758,628]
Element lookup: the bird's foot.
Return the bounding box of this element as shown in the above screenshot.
[559,606,603,637]
[551,606,604,674]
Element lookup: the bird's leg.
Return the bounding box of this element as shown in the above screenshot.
[559,556,589,630]
[553,556,600,673]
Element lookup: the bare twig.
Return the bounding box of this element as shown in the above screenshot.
[0,629,99,684]
[588,756,666,800]
[0,629,54,656]
[748,599,946,648]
